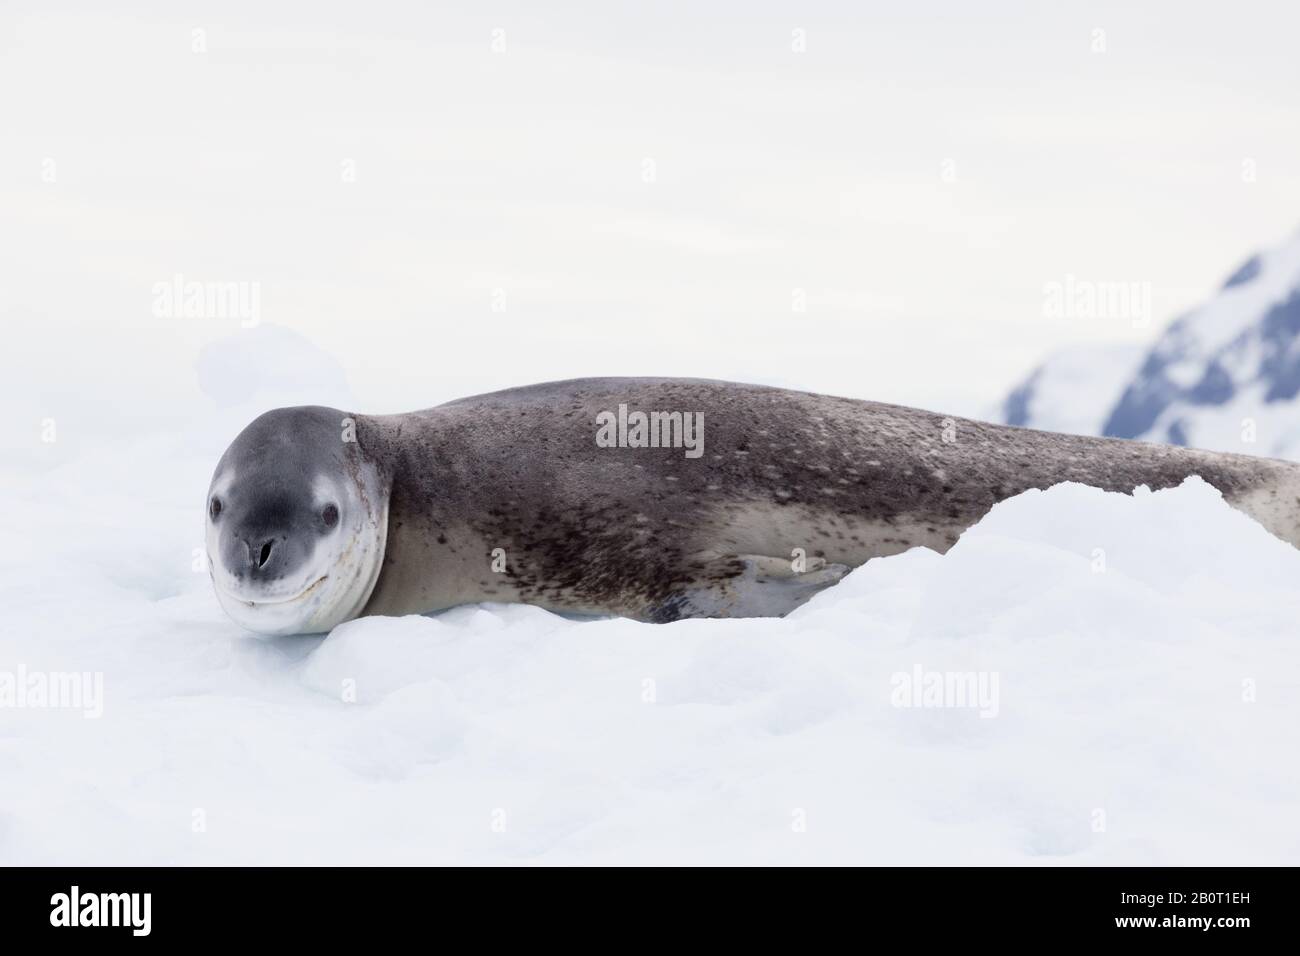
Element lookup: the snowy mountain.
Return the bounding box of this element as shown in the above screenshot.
[1001,229,1300,460]
[1001,343,1146,437]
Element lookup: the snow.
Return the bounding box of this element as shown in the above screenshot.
[5,351,1300,865]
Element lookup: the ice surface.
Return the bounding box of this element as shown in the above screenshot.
[3,326,1297,864]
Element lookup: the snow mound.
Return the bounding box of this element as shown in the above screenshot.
[195,323,355,410]
[3,478,1299,865]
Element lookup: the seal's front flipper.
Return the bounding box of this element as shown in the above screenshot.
[647,553,850,622]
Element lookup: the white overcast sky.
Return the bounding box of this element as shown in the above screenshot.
[3,0,1300,453]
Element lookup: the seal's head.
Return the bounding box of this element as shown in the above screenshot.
[205,406,388,635]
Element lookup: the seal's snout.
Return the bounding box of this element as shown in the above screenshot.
[209,479,317,591]
[220,520,303,588]
[240,535,280,575]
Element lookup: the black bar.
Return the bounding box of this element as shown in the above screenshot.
[0,867,1285,942]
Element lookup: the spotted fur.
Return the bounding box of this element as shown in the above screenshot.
[326,377,1300,625]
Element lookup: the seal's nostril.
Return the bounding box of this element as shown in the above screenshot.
[258,540,274,569]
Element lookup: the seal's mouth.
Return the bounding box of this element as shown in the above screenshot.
[218,574,329,608]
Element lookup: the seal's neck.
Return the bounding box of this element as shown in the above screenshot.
[308,427,392,631]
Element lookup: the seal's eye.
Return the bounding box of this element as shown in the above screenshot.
[209,497,222,520]
[322,503,339,528]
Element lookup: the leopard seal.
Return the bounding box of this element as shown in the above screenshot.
[205,377,1300,634]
